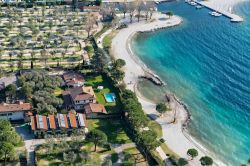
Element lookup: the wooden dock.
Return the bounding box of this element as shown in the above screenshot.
[193,0,244,22]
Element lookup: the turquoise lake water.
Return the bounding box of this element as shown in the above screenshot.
[131,1,250,165]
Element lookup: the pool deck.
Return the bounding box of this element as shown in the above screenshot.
[193,0,244,22]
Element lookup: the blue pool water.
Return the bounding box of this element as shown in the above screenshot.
[104,93,116,103]
[131,1,250,165]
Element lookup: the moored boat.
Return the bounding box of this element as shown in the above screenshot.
[209,11,222,17]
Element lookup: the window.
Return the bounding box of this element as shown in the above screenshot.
[8,113,12,116]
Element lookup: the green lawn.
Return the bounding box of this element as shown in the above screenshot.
[103,33,113,49]
[123,147,146,165]
[160,143,182,165]
[87,119,132,144]
[84,44,94,57]
[148,120,163,139]
[85,74,122,113]
[54,87,63,97]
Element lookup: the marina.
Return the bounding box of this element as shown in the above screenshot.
[186,0,244,22]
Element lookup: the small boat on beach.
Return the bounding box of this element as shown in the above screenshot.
[209,11,222,17]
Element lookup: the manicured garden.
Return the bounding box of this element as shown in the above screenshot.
[85,74,122,113]
[87,119,131,144]
[123,147,147,166]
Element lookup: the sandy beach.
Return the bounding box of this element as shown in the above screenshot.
[111,13,210,165]
[110,11,230,165]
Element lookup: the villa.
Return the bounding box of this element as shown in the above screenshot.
[30,113,88,138]
[62,86,96,110]
[0,101,32,121]
[62,72,85,87]
[83,103,107,118]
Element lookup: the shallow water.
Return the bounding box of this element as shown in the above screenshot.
[131,1,250,165]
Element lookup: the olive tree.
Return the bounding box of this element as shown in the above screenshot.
[86,129,107,152]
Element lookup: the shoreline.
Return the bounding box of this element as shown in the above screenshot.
[111,12,225,165]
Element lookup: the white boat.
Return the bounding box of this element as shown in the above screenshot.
[190,1,197,6]
[196,5,203,9]
[209,11,222,17]
[185,0,191,3]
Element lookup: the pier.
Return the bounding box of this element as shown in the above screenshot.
[193,0,243,22]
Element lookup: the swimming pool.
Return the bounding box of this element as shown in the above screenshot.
[104,93,116,103]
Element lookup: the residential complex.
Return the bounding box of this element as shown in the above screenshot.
[31,113,88,137]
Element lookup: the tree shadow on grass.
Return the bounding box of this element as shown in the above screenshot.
[94,119,131,144]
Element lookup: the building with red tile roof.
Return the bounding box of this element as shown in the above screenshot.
[62,86,96,110]
[83,103,107,118]
[63,72,85,88]
[0,101,32,121]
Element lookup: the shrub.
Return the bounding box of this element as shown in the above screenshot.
[111,153,118,163]
[63,151,76,163]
